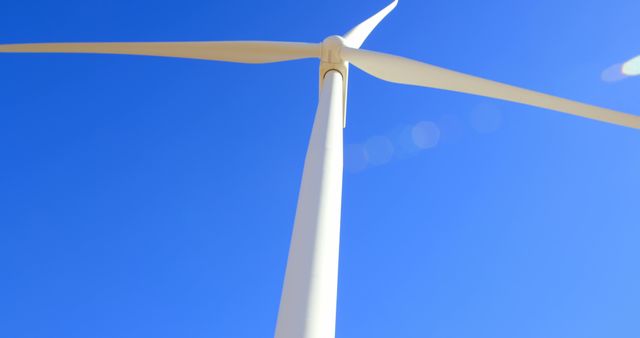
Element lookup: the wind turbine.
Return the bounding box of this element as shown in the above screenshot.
[1,1,639,338]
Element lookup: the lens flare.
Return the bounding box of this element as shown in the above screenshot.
[601,63,628,82]
[622,55,640,76]
[386,124,422,158]
[364,135,394,166]
[344,143,368,173]
[469,103,502,133]
[411,121,440,149]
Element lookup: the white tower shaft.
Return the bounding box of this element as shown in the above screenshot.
[274,70,344,338]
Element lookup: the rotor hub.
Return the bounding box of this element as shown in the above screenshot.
[320,35,348,80]
[321,35,345,64]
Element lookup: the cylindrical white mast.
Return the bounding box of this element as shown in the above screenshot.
[274,70,344,338]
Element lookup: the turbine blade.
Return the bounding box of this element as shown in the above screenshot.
[0,41,321,64]
[343,47,640,129]
[343,0,398,49]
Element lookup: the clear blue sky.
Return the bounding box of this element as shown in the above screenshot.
[1,1,639,337]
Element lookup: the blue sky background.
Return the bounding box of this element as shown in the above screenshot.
[1,1,640,337]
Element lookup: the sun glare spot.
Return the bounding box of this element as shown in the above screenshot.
[622,55,640,76]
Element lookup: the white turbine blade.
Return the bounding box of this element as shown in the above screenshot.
[343,0,398,49]
[0,41,321,64]
[343,47,640,129]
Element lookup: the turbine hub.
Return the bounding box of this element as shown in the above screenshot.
[321,35,345,64]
